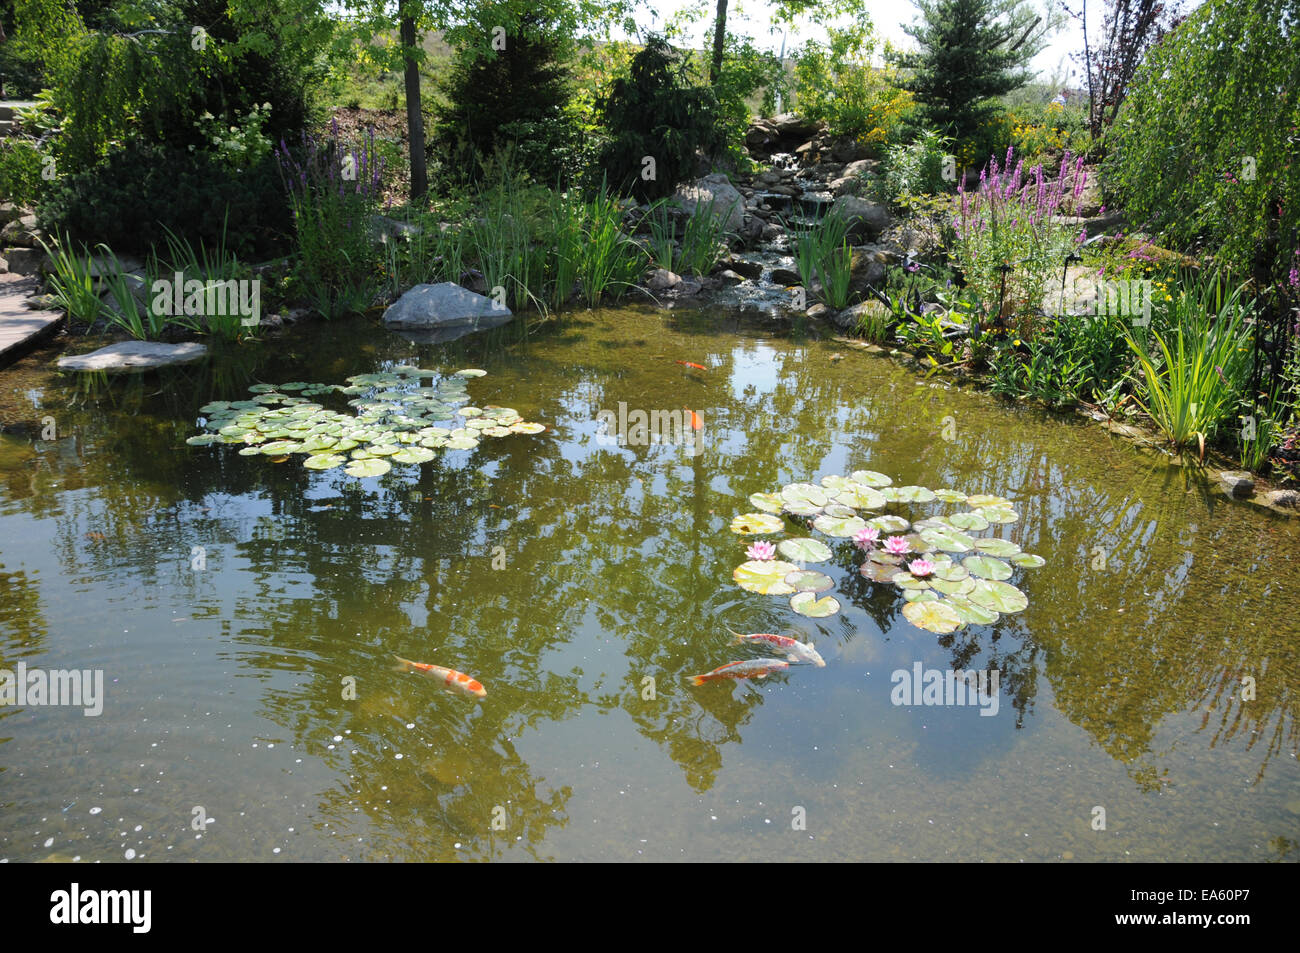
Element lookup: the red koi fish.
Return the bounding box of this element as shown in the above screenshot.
[726,628,826,667]
[676,361,707,371]
[394,655,487,698]
[687,658,789,686]
[683,407,704,430]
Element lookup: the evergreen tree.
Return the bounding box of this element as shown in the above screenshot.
[895,0,1052,152]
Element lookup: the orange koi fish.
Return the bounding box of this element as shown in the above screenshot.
[683,407,704,430]
[676,361,707,371]
[394,655,487,698]
[726,628,826,667]
[687,658,789,686]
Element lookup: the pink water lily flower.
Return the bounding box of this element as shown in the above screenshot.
[908,558,935,578]
[746,540,776,561]
[884,535,911,556]
[853,526,881,550]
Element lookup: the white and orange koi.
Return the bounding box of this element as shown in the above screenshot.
[687,658,789,686]
[394,655,487,698]
[726,627,826,667]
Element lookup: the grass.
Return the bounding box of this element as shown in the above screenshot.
[577,183,645,306]
[37,233,103,327]
[791,210,854,309]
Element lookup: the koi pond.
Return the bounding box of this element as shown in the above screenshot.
[1,307,1298,862]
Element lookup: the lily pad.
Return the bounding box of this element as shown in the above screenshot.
[777,537,833,563]
[930,575,977,596]
[784,570,834,593]
[903,588,940,603]
[509,422,546,434]
[303,454,346,470]
[781,482,827,508]
[890,485,938,503]
[730,513,786,535]
[455,368,488,377]
[185,434,219,446]
[850,469,892,487]
[748,491,783,514]
[919,527,976,553]
[859,560,900,583]
[260,440,301,455]
[976,505,1019,524]
[392,447,436,464]
[867,515,911,534]
[812,513,867,538]
[733,560,800,595]
[968,579,1028,613]
[933,488,968,503]
[344,458,392,478]
[945,595,1000,626]
[947,511,990,532]
[790,591,840,618]
[445,435,480,450]
[974,537,1022,557]
[1009,552,1046,569]
[966,493,1012,508]
[962,555,1013,580]
[891,572,931,590]
[902,600,963,634]
[830,483,887,510]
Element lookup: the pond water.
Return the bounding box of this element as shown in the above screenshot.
[1,307,1298,862]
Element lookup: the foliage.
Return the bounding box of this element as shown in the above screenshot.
[0,139,48,208]
[877,129,953,206]
[598,34,725,201]
[792,210,853,308]
[36,232,103,326]
[1104,0,1300,299]
[646,198,731,277]
[709,34,788,164]
[893,0,1056,156]
[192,103,276,171]
[37,140,290,260]
[1006,99,1090,166]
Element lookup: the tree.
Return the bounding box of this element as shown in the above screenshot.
[894,0,1056,151]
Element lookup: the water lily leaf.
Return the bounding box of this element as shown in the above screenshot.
[482,426,513,437]
[947,511,990,531]
[260,440,301,454]
[733,559,800,595]
[254,393,286,404]
[345,458,392,478]
[455,368,488,377]
[365,443,399,456]
[350,448,373,460]
[1009,552,1046,568]
[391,447,437,464]
[966,494,1011,508]
[968,579,1028,613]
[962,555,1013,580]
[784,570,834,593]
[237,446,263,456]
[781,482,827,508]
[510,422,546,434]
[299,435,338,453]
[932,565,969,581]
[930,575,977,596]
[891,572,931,590]
[199,401,232,413]
[891,485,938,503]
[974,537,1022,557]
[248,383,279,393]
[911,517,949,531]
[186,434,219,446]
[778,537,833,563]
[748,491,783,513]
[902,600,963,633]
[831,483,887,510]
[819,474,853,492]
[731,513,786,534]
[461,407,484,417]
[783,499,823,517]
[851,469,892,487]
[304,454,346,470]
[976,505,1019,524]
[945,595,1000,626]
[919,528,976,553]
[904,588,939,603]
[445,435,479,450]
[790,591,840,618]
[867,515,911,534]
[812,513,867,538]
[821,502,857,518]
[933,488,968,503]
[859,560,899,583]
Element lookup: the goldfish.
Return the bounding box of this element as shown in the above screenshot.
[687,658,789,686]
[676,361,707,371]
[726,627,826,667]
[683,407,704,430]
[394,655,487,698]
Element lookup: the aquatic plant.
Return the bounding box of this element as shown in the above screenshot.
[37,233,103,327]
[730,471,1044,630]
[187,367,545,478]
[746,540,776,561]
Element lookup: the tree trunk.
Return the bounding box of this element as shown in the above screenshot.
[401,8,428,202]
[710,0,728,84]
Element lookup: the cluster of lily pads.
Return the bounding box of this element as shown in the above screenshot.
[186,366,545,478]
[730,470,1044,633]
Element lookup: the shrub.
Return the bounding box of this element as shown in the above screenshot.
[877,129,953,206]
[794,24,914,149]
[0,139,48,208]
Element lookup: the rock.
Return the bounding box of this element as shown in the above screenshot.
[1,214,39,247]
[848,248,889,297]
[1218,471,1256,498]
[842,159,875,179]
[676,278,703,296]
[831,195,890,240]
[830,176,862,197]
[673,174,745,233]
[715,269,746,285]
[771,113,821,139]
[86,253,143,278]
[1266,489,1300,509]
[795,140,816,158]
[834,299,893,332]
[381,282,512,342]
[739,215,764,242]
[57,341,208,372]
[0,203,27,226]
[647,268,682,291]
[760,222,784,243]
[721,258,763,280]
[806,303,831,320]
[2,247,49,276]
[771,267,802,286]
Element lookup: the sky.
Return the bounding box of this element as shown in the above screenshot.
[619,0,1179,86]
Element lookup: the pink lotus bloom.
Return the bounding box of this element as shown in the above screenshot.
[746,540,776,561]
[884,536,911,556]
[853,526,881,550]
[907,559,935,578]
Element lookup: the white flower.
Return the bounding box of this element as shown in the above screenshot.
[201,111,214,120]
[262,102,272,111]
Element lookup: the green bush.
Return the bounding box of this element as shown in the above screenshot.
[37,141,291,260]
[877,130,953,206]
[0,139,48,208]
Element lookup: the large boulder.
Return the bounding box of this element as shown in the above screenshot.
[381,282,512,344]
[57,341,208,372]
[673,174,745,234]
[831,195,890,240]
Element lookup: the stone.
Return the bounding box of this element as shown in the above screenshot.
[771,113,821,138]
[1265,489,1300,509]
[760,222,784,243]
[806,303,831,320]
[830,176,862,197]
[0,203,26,226]
[771,268,802,286]
[849,249,888,298]
[676,278,703,296]
[834,299,893,332]
[1218,471,1255,498]
[716,269,746,285]
[2,247,49,275]
[1,214,39,247]
[720,258,763,280]
[739,215,764,242]
[832,195,890,240]
[673,173,745,233]
[647,268,682,291]
[381,282,512,343]
[56,341,208,372]
[842,159,875,179]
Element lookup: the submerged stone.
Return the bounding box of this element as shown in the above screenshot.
[382,282,512,344]
[57,340,208,372]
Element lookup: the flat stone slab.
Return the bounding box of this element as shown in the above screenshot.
[56,340,208,372]
[382,282,512,340]
[0,284,61,367]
